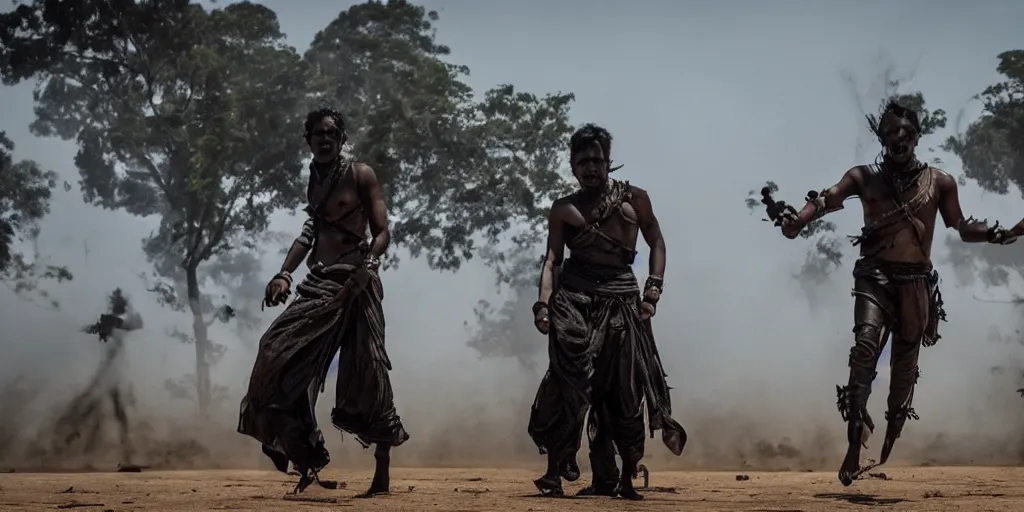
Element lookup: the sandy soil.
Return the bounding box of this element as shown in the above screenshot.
[0,466,1021,511]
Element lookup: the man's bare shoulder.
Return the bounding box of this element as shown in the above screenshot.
[627,183,652,201]
[931,167,956,185]
[845,164,871,181]
[551,194,573,209]
[352,161,377,177]
[549,193,582,218]
[929,167,958,198]
[351,162,382,191]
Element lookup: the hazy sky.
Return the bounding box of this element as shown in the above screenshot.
[2,0,1024,467]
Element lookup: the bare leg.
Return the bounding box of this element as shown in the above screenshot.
[837,285,891,486]
[358,443,392,497]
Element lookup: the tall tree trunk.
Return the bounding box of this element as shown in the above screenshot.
[186,264,211,417]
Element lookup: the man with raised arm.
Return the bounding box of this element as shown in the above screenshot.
[773,100,1017,486]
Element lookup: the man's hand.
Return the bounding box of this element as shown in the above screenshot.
[778,208,803,238]
[760,187,803,239]
[263,276,291,308]
[533,301,550,335]
[642,276,662,320]
[988,222,1019,245]
[640,301,656,320]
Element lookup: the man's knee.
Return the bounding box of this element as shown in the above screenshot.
[849,323,886,369]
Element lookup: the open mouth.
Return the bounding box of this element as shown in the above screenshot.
[317,142,334,153]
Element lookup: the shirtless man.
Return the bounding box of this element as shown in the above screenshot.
[238,107,409,496]
[528,124,686,500]
[775,100,1017,486]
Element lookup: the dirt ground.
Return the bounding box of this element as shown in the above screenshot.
[0,466,1022,511]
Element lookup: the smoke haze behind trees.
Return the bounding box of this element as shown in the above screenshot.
[1,0,1023,470]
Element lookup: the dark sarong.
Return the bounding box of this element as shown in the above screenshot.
[238,263,409,473]
[528,258,686,487]
[838,257,945,444]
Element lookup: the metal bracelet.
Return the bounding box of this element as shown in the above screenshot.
[364,255,381,271]
[807,191,844,220]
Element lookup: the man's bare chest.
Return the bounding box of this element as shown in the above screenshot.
[858,177,938,224]
[309,174,363,221]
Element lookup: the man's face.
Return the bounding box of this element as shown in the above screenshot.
[880,116,919,164]
[571,142,609,190]
[308,117,344,163]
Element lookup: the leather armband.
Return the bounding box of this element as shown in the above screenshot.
[643,275,663,305]
[807,189,844,221]
[532,301,548,316]
[274,271,293,285]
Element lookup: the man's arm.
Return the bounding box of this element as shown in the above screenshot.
[782,167,861,239]
[1010,218,1024,238]
[631,187,666,278]
[280,218,314,274]
[538,202,566,307]
[937,170,1005,243]
[355,163,391,259]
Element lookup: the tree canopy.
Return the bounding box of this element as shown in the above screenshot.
[944,50,1024,198]
[1,0,579,401]
[303,0,576,364]
[305,0,575,274]
[1,0,310,414]
[0,130,71,304]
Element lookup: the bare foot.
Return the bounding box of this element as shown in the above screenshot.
[357,469,390,498]
[617,479,643,501]
[292,472,315,494]
[356,487,389,498]
[533,475,564,497]
[838,446,860,487]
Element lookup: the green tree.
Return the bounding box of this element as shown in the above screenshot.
[302,0,576,363]
[0,0,310,415]
[943,50,1024,286]
[745,88,947,296]
[0,131,72,307]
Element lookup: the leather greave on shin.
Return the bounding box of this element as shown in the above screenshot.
[837,374,876,447]
[884,364,921,442]
[837,324,888,446]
